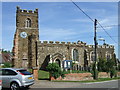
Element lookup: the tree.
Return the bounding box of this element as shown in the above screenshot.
[1,49,12,54]
[97,58,107,72]
[106,59,116,78]
[97,58,117,78]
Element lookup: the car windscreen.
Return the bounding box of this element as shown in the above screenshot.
[17,70,32,75]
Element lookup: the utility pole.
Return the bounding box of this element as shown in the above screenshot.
[94,19,98,80]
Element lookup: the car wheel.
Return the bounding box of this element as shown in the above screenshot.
[26,85,30,88]
[10,82,20,90]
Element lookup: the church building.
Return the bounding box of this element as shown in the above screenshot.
[12,7,115,71]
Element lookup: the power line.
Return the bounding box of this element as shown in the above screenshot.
[70,0,94,22]
[71,0,118,44]
[97,21,118,44]
[97,24,120,28]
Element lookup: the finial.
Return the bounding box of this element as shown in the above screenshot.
[16,6,20,10]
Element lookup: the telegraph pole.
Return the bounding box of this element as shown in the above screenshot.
[94,19,98,80]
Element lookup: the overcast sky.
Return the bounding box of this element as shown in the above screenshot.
[1,2,118,57]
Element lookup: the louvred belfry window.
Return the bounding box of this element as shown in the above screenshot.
[25,18,31,28]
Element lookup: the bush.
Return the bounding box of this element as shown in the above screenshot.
[2,62,12,68]
[110,68,117,78]
[46,63,65,79]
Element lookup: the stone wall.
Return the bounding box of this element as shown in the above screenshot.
[37,41,85,70]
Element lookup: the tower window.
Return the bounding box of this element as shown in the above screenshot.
[25,18,31,28]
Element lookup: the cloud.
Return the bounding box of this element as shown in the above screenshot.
[84,8,106,14]
[40,27,94,42]
[99,16,118,25]
[40,28,77,40]
[97,16,118,31]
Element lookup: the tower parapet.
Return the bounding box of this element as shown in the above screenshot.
[16,6,38,14]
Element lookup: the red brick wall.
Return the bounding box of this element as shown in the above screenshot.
[117,72,120,76]
[98,72,109,78]
[50,73,93,81]
[50,72,120,81]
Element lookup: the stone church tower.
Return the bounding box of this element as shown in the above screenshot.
[12,6,39,68]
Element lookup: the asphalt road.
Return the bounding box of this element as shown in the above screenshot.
[2,80,119,90]
[30,80,119,88]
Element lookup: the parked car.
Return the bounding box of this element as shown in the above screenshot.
[0,68,34,90]
[0,80,2,90]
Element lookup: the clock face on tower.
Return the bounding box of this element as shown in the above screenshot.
[20,32,27,38]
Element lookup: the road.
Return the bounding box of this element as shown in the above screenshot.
[30,80,119,88]
[2,80,119,90]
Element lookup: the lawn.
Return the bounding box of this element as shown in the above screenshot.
[38,70,50,80]
[28,69,50,80]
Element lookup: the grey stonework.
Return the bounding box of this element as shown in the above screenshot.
[12,7,115,70]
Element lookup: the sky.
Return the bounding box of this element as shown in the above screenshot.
[1,2,119,58]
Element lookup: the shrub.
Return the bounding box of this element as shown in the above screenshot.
[2,62,12,68]
[110,68,117,78]
[46,63,65,79]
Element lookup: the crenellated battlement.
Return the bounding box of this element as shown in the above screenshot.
[87,45,114,49]
[37,41,114,49]
[37,40,86,46]
[16,6,38,14]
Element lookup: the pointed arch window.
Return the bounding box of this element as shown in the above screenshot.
[25,18,31,28]
[90,51,95,61]
[106,52,111,60]
[73,49,79,61]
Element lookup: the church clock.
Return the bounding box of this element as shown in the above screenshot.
[20,32,27,38]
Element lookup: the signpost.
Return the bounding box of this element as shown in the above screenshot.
[63,60,72,71]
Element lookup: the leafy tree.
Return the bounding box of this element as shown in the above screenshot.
[106,59,115,72]
[1,49,12,54]
[97,58,117,78]
[106,59,116,78]
[97,58,107,72]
